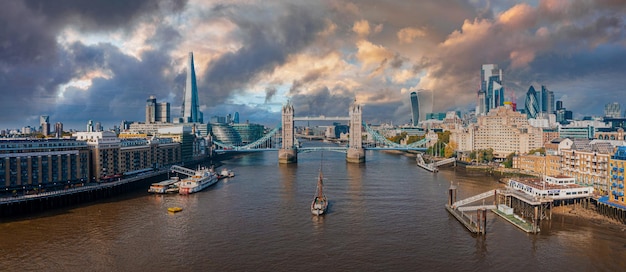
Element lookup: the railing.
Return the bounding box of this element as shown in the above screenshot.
[0,170,167,205]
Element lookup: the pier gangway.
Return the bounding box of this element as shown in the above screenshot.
[170,165,196,177]
[452,189,497,209]
[434,157,456,167]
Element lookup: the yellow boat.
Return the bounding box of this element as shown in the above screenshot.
[167,207,183,213]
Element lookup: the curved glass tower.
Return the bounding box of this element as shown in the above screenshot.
[410,91,419,126]
[525,86,539,119]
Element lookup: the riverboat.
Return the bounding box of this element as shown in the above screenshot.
[148,177,180,194]
[178,167,219,195]
[218,168,235,179]
[311,167,328,216]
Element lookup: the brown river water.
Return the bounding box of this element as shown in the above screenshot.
[1,144,625,271]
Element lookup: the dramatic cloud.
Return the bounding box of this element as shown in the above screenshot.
[1,0,625,130]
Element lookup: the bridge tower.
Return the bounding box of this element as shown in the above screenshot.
[347,101,365,163]
[279,101,297,163]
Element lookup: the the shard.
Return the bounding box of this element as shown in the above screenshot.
[182,52,201,123]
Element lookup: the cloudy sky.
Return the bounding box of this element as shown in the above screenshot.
[1,0,625,130]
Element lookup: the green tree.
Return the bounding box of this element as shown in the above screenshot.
[503,152,515,168]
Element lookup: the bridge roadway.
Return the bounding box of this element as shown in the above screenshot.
[215,146,428,153]
[293,116,350,121]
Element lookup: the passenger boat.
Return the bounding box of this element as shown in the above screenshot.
[167,207,183,213]
[311,167,328,216]
[218,168,235,179]
[178,167,219,195]
[148,177,180,194]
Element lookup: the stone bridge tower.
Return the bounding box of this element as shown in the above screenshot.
[279,101,297,163]
[347,101,365,163]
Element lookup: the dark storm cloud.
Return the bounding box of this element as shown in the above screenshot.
[199,3,326,106]
[23,0,187,31]
[290,86,354,117]
[54,41,183,125]
[264,86,277,103]
[0,0,188,127]
[289,67,328,95]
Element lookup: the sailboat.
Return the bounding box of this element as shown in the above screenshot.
[311,157,328,216]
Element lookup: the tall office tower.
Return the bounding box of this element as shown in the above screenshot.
[182,52,201,123]
[96,122,103,132]
[55,122,63,138]
[40,115,50,136]
[146,96,171,123]
[540,85,554,114]
[478,64,504,115]
[604,102,621,118]
[87,120,94,132]
[410,91,420,126]
[156,102,170,123]
[146,96,157,123]
[234,112,240,124]
[556,100,563,111]
[524,86,539,119]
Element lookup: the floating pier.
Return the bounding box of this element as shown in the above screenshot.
[445,184,489,235]
[445,185,545,235]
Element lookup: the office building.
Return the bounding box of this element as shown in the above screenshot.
[410,91,419,126]
[40,115,50,136]
[524,86,539,119]
[146,95,171,123]
[55,122,63,138]
[182,52,203,123]
[477,64,504,115]
[605,102,621,118]
[540,85,554,114]
[232,123,265,144]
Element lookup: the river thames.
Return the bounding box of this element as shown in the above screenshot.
[1,145,625,271]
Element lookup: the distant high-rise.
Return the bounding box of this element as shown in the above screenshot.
[410,91,419,126]
[556,100,563,111]
[87,120,94,132]
[54,122,63,138]
[40,115,50,136]
[540,85,554,114]
[477,64,504,115]
[234,112,240,124]
[605,102,621,118]
[182,52,202,123]
[525,86,539,119]
[146,95,171,123]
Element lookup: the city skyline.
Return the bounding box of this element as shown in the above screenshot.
[1,0,625,129]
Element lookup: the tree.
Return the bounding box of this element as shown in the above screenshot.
[503,152,515,168]
[444,141,457,158]
[527,147,545,155]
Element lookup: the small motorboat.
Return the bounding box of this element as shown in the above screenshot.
[167,207,183,213]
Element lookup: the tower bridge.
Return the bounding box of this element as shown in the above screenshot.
[212,101,429,163]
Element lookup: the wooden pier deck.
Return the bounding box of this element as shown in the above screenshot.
[492,207,537,233]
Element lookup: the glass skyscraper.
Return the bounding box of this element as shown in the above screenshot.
[410,91,419,126]
[525,86,539,119]
[477,64,504,115]
[182,52,202,123]
[541,85,554,114]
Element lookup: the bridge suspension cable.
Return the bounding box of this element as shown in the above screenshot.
[362,122,430,148]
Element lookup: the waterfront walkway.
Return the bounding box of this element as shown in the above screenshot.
[0,170,167,205]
